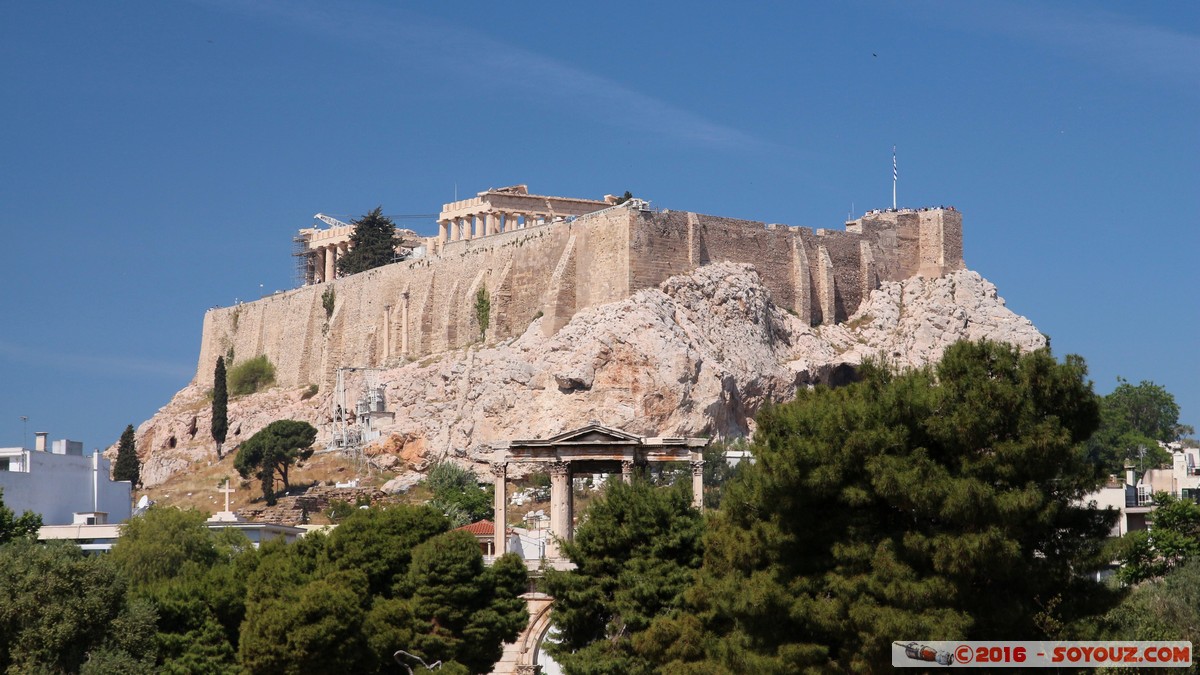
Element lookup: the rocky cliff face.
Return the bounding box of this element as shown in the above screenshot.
[128,263,1044,488]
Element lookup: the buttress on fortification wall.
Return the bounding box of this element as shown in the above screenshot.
[193,206,962,391]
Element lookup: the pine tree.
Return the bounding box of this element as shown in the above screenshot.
[542,479,704,674]
[335,207,398,276]
[211,356,228,458]
[641,340,1120,672]
[113,424,140,487]
[234,420,317,506]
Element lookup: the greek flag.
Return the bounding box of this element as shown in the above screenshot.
[893,146,898,181]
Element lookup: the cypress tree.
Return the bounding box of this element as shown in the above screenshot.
[113,424,139,487]
[211,356,228,458]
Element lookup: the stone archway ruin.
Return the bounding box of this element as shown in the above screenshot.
[489,423,708,558]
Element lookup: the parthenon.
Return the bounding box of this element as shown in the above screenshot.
[437,184,613,243]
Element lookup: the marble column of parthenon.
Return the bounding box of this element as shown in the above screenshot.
[312,247,326,284]
[323,244,336,283]
[438,210,553,243]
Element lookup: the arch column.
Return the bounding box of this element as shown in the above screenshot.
[691,460,705,510]
[503,212,514,233]
[511,212,524,230]
[621,460,635,484]
[438,219,449,244]
[547,461,571,558]
[474,213,485,238]
[492,463,508,556]
[485,212,497,236]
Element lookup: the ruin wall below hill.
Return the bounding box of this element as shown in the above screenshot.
[193,207,963,391]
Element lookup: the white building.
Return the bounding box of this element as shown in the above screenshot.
[1083,442,1199,537]
[0,432,132,526]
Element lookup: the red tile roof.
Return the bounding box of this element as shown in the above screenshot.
[456,520,494,536]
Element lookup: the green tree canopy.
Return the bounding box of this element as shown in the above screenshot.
[235,420,317,506]
[1115,492,1200,585]
[212,356,228,456]
[114,423,140,486]
[542,478,705,675]
[110,506,253,674]
[239,506,526,673]
[239,561,373,675]
[382,531,529,672]
[1089,378,1189,474]
[642,340,1118,673]
[336,207,399,276]
[0,539,155,673]
[112,507,228,585]
[1099,556,1200,652]
[423,461,493,527]
[0,487,41,544]
[701,439,747,509]
[323,503,450,597]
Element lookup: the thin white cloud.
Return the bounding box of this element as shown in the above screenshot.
[1005,5,1199,84]
[930,1,1200,90]
[0,340,192,380]
[194,0,774,152]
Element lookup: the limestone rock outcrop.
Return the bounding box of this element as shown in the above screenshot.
[128,263,1044,488]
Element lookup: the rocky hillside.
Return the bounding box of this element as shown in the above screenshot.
[126,263,1044,489]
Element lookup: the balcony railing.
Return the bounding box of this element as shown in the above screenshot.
[1125,490,1200,508]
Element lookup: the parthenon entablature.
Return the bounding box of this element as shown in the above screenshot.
[437,184,612,245]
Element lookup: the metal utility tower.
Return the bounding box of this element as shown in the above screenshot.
[331,366,394,475]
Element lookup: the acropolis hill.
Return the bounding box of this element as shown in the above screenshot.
[131,185,1038,489]
[196,185,964,391]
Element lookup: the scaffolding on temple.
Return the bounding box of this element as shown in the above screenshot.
[292,233,311,287]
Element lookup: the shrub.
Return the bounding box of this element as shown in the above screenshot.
[474,286,490,335]
[321,287,335,319]
[300,384,319,400]
[227,355,276,396]
[324,499,355,523]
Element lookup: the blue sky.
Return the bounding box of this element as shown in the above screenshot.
[2,1,1197,450]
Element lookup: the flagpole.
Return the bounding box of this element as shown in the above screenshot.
[892,145,897,210]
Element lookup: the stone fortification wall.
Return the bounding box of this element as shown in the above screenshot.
[625,207,963,325]
[194,205,963,390]
[195,208,633,390]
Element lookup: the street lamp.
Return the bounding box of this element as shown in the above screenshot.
[393,650,441,674]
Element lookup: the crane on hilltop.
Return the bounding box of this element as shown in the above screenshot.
[314,213,353,229]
